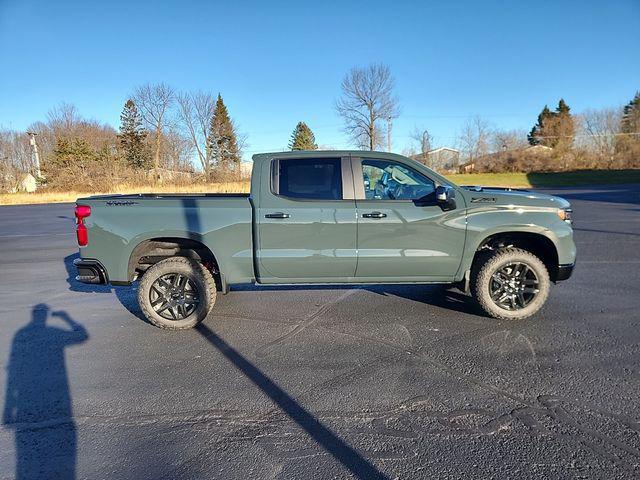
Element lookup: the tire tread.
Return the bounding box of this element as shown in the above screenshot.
[471,247,550,321]
[138,257,216,330]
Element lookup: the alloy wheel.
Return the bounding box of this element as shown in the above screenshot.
[489,262,540,311]
[149,273,200,320]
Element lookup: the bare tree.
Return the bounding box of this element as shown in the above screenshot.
[459,116,492,166]
[410,127,432,164]
[580,108,621,167]
[233,120,248,162]
[0,130,34,191]
[46,102,81,136]
[0,130,32,171]
[133,83,175,170]
[491,129,528,152]
[24,104,119,186]
[163,128,194,172]
[176,91,215,176]
[336,64,399,150]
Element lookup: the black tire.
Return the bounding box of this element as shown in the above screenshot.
[470,248,550,321]
[138,257,216,330]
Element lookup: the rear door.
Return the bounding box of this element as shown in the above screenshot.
[256,156,357,281]
[353,156,466,281]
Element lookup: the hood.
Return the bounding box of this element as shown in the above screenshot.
[459,186,571,209]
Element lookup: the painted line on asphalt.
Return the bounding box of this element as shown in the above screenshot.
[579,260,640,263]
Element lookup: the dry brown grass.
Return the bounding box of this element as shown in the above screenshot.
[0,181,251,205]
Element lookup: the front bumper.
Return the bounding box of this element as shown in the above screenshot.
[556,263,574,282]
[74,258,108,284]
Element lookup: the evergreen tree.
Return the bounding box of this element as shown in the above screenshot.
[43,137,96,187]
[616,91,640,159]
[207,94,240,170]
[50,137,95,170]
[288,122,318,150]
[621,91,640,134]
[553,98,574,150]
[528,106,553,146]
[118,99,149,169]
[528,100,574,149]
[557,98,570,115]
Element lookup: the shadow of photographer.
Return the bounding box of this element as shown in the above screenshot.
[3,304,88,480]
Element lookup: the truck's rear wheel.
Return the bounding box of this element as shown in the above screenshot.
[138,257,216,329]
[471,248,550,321]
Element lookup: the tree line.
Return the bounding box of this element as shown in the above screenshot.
[331,64,640,173]
[0,90,243,191]
[1,67,639,192]
[0,84,322,192]
[118,86,243,178]
[448,93,640,173]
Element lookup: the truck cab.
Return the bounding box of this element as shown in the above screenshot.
[253,151,466,283]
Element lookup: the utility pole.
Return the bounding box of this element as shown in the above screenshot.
[27,131,41,178]
[387,116,392,152]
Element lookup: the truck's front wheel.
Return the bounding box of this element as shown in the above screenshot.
[471,248,550,321]
[138,257,216,329]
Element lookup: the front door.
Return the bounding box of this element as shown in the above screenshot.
[353,157,466,281]
[256,156,357,281]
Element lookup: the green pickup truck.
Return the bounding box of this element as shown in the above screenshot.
[73,151,575,329]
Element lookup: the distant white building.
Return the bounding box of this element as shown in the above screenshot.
[2,172,38,193]
[412,147,461,173]
[524,145,553,154]
[19,173,37,192]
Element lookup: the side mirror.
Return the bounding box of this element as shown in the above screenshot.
[435,185,456,211]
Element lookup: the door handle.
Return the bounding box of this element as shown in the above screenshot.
[265,212,290,219]
[362,211,387,219]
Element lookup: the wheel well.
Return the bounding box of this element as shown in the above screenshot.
[472,232,560,281]
[128,237,222,289]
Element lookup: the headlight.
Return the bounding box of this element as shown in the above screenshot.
[557,208,573,224]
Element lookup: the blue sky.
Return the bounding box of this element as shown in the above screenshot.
[1,0,639,159]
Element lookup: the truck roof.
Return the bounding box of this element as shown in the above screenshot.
[252,150,455,187]
[252,150,414,162]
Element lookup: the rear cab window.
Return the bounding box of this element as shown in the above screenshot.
[272,158,344,200]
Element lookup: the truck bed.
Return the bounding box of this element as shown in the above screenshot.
[78,193,250,201]
[76,193,254,284]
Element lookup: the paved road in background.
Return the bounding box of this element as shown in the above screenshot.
[1,185,639,479]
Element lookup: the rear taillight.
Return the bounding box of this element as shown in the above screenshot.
[75,204,91,246]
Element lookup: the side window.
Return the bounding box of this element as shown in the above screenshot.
[275,158,343,200]
[362,159,435,201]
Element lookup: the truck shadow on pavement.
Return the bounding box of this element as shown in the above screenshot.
[63,252,481,322]
[195,322,389,479]
[63,253,145,321]
[3,304,88,480]
[232,282,480,316]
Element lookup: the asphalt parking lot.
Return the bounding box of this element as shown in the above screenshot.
[1,184,639,479]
